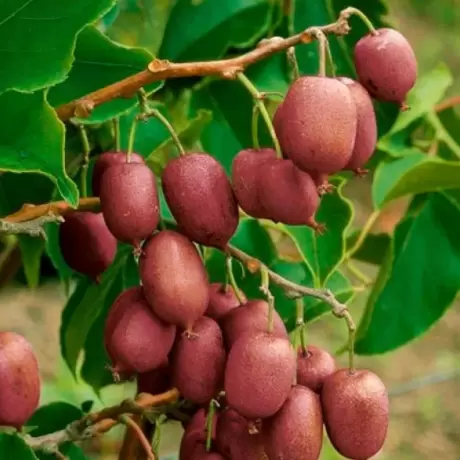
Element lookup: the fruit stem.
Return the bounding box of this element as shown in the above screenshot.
[236,73,283,158]
[344,210,380,260]
[295,297,304,326]
[119,415,155,460]
[313,29,328,77]
[342,7,377,35]
[76,123,91,198]
[205,400,217,451]
[325,37,336,77]
[348,322,356,374]
[225,255,246,305]
[287,46,300,81]
[252,105,260,149]
[127,118,138,161]
[113,117,121,152]
[260,266,275,334]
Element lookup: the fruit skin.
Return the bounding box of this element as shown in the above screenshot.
[190,445,225,460]
[59,211,117,282]
[220,300,288,350]
[206,283,245,320]
[274,76,357,174]
[100,162,159,249]
[216,408,267,460]
[337,77,377,171]
[231,148,277,218]
[297,345,337,393]
[321,368,389,460]
[258,158,322,230]
[0,332,40,428]
[263,385,323,460]
[354,28,417,106]
[139,230,210,330]
[104,286,176,375]
[224,333,296,419]
[171,316,226,404]
[92,151,144,196]
[137,358,171,395]
[162,153,239,250]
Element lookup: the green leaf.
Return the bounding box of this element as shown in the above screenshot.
[372,152,460,209]
[44,222,75,283]
[48,26,161,124]
[36,444,90,460]
[60,246,130,375]
[27,403,83,437]
[280,180,353,287]
[0,433,37,459]
[0,90,78,206]
[18,236,44,289]
[0,0,114,94]
[160,0,273,61]
[346,231,391,265]
[355,193,460,354]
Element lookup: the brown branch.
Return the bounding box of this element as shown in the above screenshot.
[119,415,155,460]
[435,95,460,113]
[55,14,351,121]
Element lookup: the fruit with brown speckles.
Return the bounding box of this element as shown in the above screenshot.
[205,283,245,320]
[297,345,337,393]
[139,230,210,331]
[354,28,417,107]
[162,153,239,250]
[92,152,144,196]
[224,333,296,419]
[231,148,276,218]
[0,332,40,428]
[274,76,357,174]
[171,316,226,404]
[263,385,323,460]
[137,358,171,395]
[321,368,389,459]
[104,287,176,375]
[216,408,268,460]
[220,300,288,350]
[190,446,225,460]
[100,162,159,250]
[59,211,117,282]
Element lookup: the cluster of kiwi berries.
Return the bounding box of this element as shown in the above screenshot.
[0,25,416,460]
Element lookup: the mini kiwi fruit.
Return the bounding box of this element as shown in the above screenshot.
[205,283,245,320]
[297,345,337,393]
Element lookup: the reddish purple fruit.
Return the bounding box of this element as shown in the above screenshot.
[216,408,267,459]
[231,148,276,218]
[162,153,239,250]
[321,368,389,460]
[100,162,159,250]
[137,358,171,395]
[139,230,210,331]
[354,28,417,108]
[274,76,357,174]
[104,287,176,375]
[297,345,337,393]
[206,283,245,320]
[92,152,144,196]
[0,332,40,429]
[224,333,296,419]
[59,212,117,282]
[190,445,225,460]
[171,316,226,404]
[263,385,323,460]
[220,300,288,350]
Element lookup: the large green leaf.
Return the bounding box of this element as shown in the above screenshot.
[0,0,114,94]
[372,152,460,209]
[0,433,37,459]
[44,223,75,283]
[159,0,273,62]
[355,193,460,354]
[48,26,161,124]
[346,231,391,265]
[0,91,78,206]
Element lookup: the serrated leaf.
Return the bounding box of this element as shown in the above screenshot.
[18,236,44,289]
[0,0,114,94]
[0,433,37,459]
[48,26,161,124]
[0,91,78,205]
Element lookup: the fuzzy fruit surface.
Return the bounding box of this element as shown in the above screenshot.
[321,368,389,460]
[190,445,225,460]
[205,283,245,320]
[297,345,337,393]
[215,408,267,460]
[171,316,226,404]
[162,152,239,250]
[0,332,40,429]
[104,287,176,374]
[92,151,144,196]
[220,300,288,350]
[99,162,159,248]
[224,333,296,419]
[354,28,417,105]
[137,358,171,395]
[274,76,357,174]
[231,148,276,218]
[263,385,323,460]
[258,157,320,228]
[139,230,210,330]
[337,77,377,170]
[59,211,117,282]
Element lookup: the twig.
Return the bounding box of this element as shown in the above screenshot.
[0,214,64,238]
[119,415,155,460]
[435,95,460,113]
[55,14,351,121]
